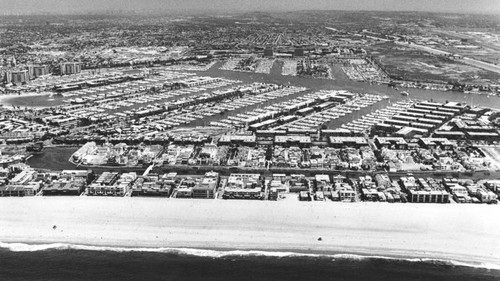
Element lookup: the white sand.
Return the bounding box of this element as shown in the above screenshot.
[0,197,499,265]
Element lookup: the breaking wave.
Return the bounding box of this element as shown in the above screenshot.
[0,241,498,270]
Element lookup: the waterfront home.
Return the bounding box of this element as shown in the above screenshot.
[0,185,25,196]
[87,172,120,196]
[10,169,37,185]
[223,173,262,200]
[175,177,197,198]
[43,170,91,196]
[400,176,450,203]
[335,182,356,202]
[315,174,332,192]
[289,174,310,193]
[131,174,171,197]
[192,172,220,199]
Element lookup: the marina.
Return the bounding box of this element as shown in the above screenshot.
[1,7,500,280]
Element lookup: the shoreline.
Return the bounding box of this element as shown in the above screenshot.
[0,197,499,268]
[1,240,498,271]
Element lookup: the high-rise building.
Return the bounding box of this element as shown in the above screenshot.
[27,65,34,79]
[60,62,82,75]
[6,70,29,85]
[32,65,49,78]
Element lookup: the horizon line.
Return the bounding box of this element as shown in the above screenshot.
[1,8,500,17]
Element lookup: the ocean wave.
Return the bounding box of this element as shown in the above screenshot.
[1,241,499,270]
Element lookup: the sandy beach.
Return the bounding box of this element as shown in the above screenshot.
[0,197,499,266]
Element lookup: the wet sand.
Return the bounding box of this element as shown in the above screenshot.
[0,197,499,267]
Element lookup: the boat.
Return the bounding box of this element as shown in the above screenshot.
[401,91,409,96]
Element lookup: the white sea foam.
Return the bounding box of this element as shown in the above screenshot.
[1,241,499,270]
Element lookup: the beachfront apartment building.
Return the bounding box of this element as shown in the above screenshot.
[192,172,220,199]
[333,182,356,202]
[87,172,121,196]
[0,181,41,197]
[131,174,172,197]
[223,173,262,200]
[289,174,310,193]
[43,170,92,196]
[443,179,498,204]
[0,166,39,196]
[111,172,136,196]
[465,184,498,204]
[359,175,403,202]
[0,185,25,196]
[267,173,289,194]
[407,189,449,204]
[484,180,500,197]
[442,178,472,203]
[43,179,85,196]
[400,176,449,203]
[175,177,197,198]
[315,174,333,192]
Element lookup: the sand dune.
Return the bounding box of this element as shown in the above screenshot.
[0,197,499,266]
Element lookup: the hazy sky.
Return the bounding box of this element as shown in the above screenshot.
[1,0,499,15]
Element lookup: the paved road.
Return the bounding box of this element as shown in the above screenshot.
[155,164,500,180]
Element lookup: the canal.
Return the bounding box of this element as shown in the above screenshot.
[14,61,500,170]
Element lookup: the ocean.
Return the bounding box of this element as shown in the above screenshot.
[0,243,498,281]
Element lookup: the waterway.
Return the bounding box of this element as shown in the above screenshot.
[201,61,500,108]
[4,61,500,110]
[13,61,500,170]
[197,61,500,128]
[27,147,78,171]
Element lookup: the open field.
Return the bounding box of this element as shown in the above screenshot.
[367,42,500,84]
